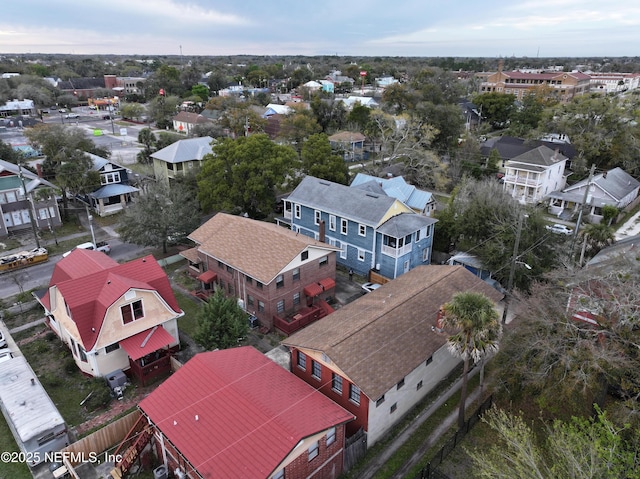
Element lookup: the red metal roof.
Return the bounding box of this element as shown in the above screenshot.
[46,250,181,350]
[318,277,336,291]
[196,270,217,283]
[303,282,323,297]
[119,326,175,361]
[139,347,354,478]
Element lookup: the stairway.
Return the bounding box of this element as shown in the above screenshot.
[110,426,153,478]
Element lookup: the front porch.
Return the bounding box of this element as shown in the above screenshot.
[119,326,178,386]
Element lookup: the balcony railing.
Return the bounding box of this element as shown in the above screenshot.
[273,300,334,336]
[503,175,542,187]
[381,243,412,258]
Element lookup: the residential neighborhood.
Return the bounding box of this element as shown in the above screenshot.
[1,49,640,479]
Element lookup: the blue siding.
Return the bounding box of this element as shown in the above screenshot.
[292,202,435,279]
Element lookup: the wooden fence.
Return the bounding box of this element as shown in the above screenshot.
[344,428,367,472]
[62,410,142,466]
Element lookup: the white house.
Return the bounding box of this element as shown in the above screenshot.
[502,145,568,204]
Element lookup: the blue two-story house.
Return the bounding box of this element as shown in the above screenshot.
[284,176,437,279]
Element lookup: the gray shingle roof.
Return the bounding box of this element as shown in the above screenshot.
[288,176,407,226]
[150,136,214,164]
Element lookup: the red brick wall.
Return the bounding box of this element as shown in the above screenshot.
[284,424,346,479]
[201,252,337,331]
[153,424,345,479]
[292,348,369,438]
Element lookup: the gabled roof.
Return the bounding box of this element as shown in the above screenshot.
[173,111,211,125]
[480,136,577,161]
[564,167,640,201]
[150,136,214,164]
[283,265,503,401]
[139,347,353,479]
[0,158,57,191]
[42,250,181,350]
[189,213,340,284]
[288,176,410,227]
[350,173,434,212]
[328,131,366,143]
[377,213,436,237]
[507,145,567,171]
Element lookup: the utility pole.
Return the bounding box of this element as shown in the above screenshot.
[18,163,41,248]
[502,212,525,324]
[571,163,596,258]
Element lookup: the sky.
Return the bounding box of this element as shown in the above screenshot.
[2,0,640,58]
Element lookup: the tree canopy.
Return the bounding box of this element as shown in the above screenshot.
[117,181,201,253]
[193,289,249,350]
[300,133,349,185]
[197,134,299,219]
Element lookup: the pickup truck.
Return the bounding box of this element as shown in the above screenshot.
[63,241,111,257]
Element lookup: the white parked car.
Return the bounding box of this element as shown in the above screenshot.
[65,113,79,119]
[546,224,573,235]
[0,330,6,349]
[361,282,382,293]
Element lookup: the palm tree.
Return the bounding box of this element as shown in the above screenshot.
[579,222,616,264]
[440,291,502,429]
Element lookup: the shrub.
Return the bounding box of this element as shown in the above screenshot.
[64,357,77,375]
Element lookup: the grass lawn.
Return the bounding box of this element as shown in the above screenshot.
[19,330,115,428]
[0,419,32,479]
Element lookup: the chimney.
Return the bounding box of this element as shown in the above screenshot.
[436,307,445,332]
[319,220,326,243]
[31,378,35,386]
[498,59,504,74]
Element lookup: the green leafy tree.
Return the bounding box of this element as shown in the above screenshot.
[474,92,516,129]
[118,181,201,253]
[136,128,156,164]
[469,407,640,479]
[191,84,210,103]
[310,97,347,132]
[219,103,266,138]
[440,291,501,429]
[197,134,298,219]
[120,102,145,121]
[347,103,372,131]
[0,139,24,164]
[193,290,249,350]
[278,106,322,150]
[301,134,349,184]
[147,94,180,130]
[381,82,418,114]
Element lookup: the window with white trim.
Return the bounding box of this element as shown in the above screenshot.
[308,441,319,461]
[105,342,120,354]
[340,242,347,259]
[358,223,366,236]
[121,300,143,324]
[273,470,284,479]
[293,292,300,305]
[312,360,322,380]
[349,384,361,405]
[276,299,285,314]
[297,351,306,370]
[332,373,342,394]
[326,427,336,446]
[101,171,121,185]
[341,218,348,235]
[294,204,301,218]
[422,247,431,262]
[357,249,365,261]
[329,215,336,231]
[314,210,321,225]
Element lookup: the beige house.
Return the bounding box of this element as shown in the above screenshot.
[151,136,214,188]
[480,66,591,102]
[35,250,183,382]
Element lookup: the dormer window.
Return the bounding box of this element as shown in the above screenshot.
[122,300,144,324]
